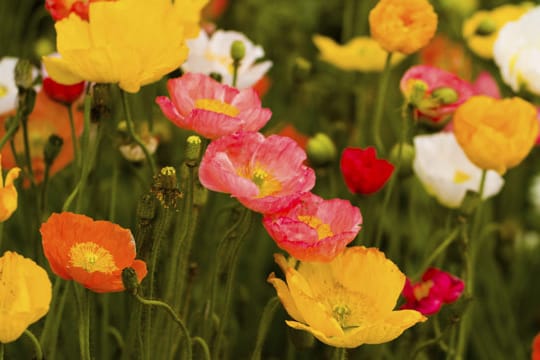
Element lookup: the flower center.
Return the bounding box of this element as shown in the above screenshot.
[69,242,118,273]
[332,304,351,328]
[413,280,434,300]
[0,84,8,98]
[297,215,334,240]
[453,170,471,184]
[251,167,282,197]
[195,98,240,117]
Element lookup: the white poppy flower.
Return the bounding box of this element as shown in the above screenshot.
[182,30,272,89]
[0,57,41,115]
[494,6,540,95]
[119,135,159,163]
[413,132,504,208]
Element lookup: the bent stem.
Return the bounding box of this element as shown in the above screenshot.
[415,227,461,278]
[0,116,19,151]
[24,329,43,360]
[251,296,280,360]
[372,52,394,154]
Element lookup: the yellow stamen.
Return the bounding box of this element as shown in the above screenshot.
[195,98,240,117]
[69,242,118,273]
[332,304,351,328]
[0,84,8,98]
[453,170,471,184]
[297,215,334,240]
[249,167,282,197]
[413,280,434,301]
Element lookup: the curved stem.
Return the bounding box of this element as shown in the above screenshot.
[24,329,43,360]
[0,116,19,151]
[120,90,156,175]
[372,52,394,154]
[415,227,460,278]
[192,337,211,360]
[251,297,280,360]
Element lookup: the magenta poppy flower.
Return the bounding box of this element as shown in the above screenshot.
[262,192,362,262]
[472,71,501,99]
[156,73,272,139]
[401,267,464,316]
[199,131,316,214]
[340,147,394,195]
[400,65,476,125]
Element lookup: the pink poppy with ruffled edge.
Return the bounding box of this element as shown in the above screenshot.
[400,65,476,125]
[262,192,362,262]
[199,131,316,214]
[400,267,464,316]
[156,73,272,139]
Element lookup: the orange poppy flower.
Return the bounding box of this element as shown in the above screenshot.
[0,90,83,184]
[40,212,147,293]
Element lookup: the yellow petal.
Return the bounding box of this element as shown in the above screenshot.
[0,186,18,222]
[55,13,91,53]
[360,310,427,345]
[267,273,305,323]
[5,167,21,187]
[42,56,84,85]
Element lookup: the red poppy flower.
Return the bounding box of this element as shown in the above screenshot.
[340,147,394,195]
[45,0,114,21]
[40,212,147,293]
[43,77,85,104]
[533,332,540,360]
[400,268,464,316]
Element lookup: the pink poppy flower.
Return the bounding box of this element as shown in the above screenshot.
[400,65,476,125]
[401,267,464,316]
[262,192,362,262]
[472,71,501,99]
[199,131,316,214]
[156,73,272,139]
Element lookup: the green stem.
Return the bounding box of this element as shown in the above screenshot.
[332,347,347,360]
[66,103,80,170]
[108,155,119,222]
[415,227,461,278]
[251,297,280,360]
[120,89,156,175]
[74,284,91,360]
[134,293,192,359]
[40,163,51,216]
[0,343,3,360]
[341,0,355,42]
[40,279,68,359]
[372,52,394,154]
[24,329,43,360]
[0,222,4,252]
[192,337,211,360]
[478,169,487,198]
[21,109,36,188]
[232,60,240,87]
[0,116,19,151]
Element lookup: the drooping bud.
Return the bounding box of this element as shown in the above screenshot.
[121,267,140,295]
[431,87,459,105]
[185,135,202,167]
[475,18,497,36]
[306,133,337,166]
[230,40,246,62]
[44,134,64,166]
[14,59,34,90]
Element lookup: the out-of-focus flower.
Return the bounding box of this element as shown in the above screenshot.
[340,147,394,195]
[202,0,228,20]
[118,135,158,163]
[156,73,271,139]
[271,124,309,150]
[438,0,478,18]
[43,77,85,104]
[401,65,476,125]
[420,35,472,80]
[0,251,52,343]
[533,332,540,360]
[312,35,405,72]
[413,132,504,208]
[0,90,83,183]
[369,0,437,55]
[45,0,114,21]
[182,30,272,89]
[262,192,362,262]
[306,133,337,167]
[494,6,540,95]
[463,3,533,59]
[199,132,316,214]
[0,155,21,222]
[401,268,464,316]
[472,71,501,99]
[252,75,271,98]
[43,0,206,93]
[0,57,40,115]
[40,212,148,293]
[267,247,426,348]
[453,95,538,174]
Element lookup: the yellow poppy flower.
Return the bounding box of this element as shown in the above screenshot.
[453,96,539,174]
[43,0,207,93]
[369,0,438,55]
[0,155,20,222]
[267,246,426,348]
[312,35,405,72]
[0,251,52,343]
[462,3,533,59]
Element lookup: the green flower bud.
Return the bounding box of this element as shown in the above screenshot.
[34,37,55,58]
[475,18,497,36]
[431,87,459,105]
[121,267,140,295]
[230,40,246,62]
[407,80,429,106]
[185,135,202,167]
[306,133,337,167]
[389,142,415,175]
[151,166,182,208]
[14,59,34,89]
[44,134,64,167]
[209,72,223,83]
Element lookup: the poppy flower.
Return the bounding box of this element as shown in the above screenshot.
[40,212,147,293]
[156,73,272,139]
[270,124,309,150]
[0,57,40,115]
[199,131,316,214]
[43,0,206,93]
[268,247,426,348]
[262,192,362,262]
[533,332,540,360]
[0,90,83,183]
[401,268,464,316]
[420,35,472,80]
[42,77,85,104]
[0,251,52,343]
[400,65,476,125]
[453,95,539,174]
[182,29,272,89]
[340,147,394,195]
[45,0,114,21]
[0,155,20,222]
[369,0,438,55]
[202,0,228,20]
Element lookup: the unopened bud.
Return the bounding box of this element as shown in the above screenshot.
[389,142,415,175]
[91,83,111,122]
[14,59,34,89]
[475,18,497,36]
[185,135,202,167]
[44,134,64,166]
[431,87,459,105]
[306,133,337,166]
[121,267,140,295]
[209,72,223,83]
[230,40,246,62]
[152,166,182,208]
